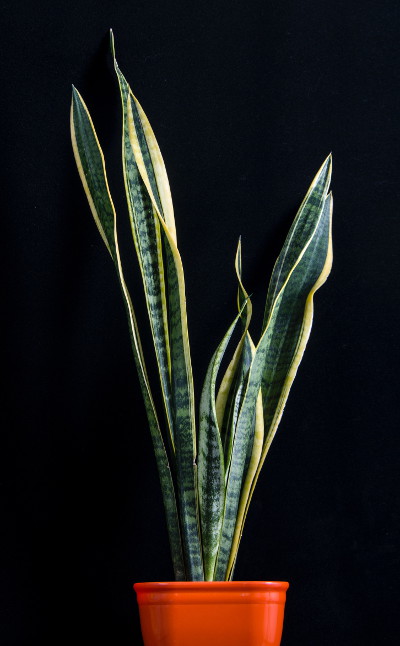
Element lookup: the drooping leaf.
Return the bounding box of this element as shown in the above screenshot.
[70,87,185,580]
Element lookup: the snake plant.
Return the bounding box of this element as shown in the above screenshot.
[71,32,333,582]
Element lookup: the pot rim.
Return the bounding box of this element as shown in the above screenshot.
[134,581,289,591]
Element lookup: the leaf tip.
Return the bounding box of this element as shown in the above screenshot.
[110,29,115,51]
[71,85,79,111]
[71,85,84,111]
[235,237,242,274]
[318,152,332,191]
[327,152,333,172]
[324,151,332,169]
[110,28,116,59]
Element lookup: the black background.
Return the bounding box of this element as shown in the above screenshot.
[2,1,399,644]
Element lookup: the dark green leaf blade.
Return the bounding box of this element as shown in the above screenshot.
[198,309,244,580]
[215,169,332,580]
[261,191,333,446]
[70,87,185,580]
[263,155,332,330]
[112,39,203,580]
[71,86,116,260]
[163,240,204,579]
[113,51,175,454]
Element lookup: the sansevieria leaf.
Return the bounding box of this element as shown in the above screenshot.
[112,51,175,455]
[198,304,247,580]
[216,157,333,579]
[215,241,253,466]
[226,336,264,581]
[260,158,332,453]
[225,242,265,579]
[227,159,333,579]
[111,33,203,580]
[262,155,332,329]
[70,87,185,580]
[228,189,332,578]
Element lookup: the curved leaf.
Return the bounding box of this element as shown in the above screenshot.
[112,37,203,580]
[236,191,333,573]
[261,190,333,465]
[70,87,185,580]
[263,154,331,329]
[216,240,253,462]
[215,161,333,579]
[198,306,247,580]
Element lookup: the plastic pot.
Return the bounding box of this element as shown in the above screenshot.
[134,581,289,646]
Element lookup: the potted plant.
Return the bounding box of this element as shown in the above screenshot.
[71,31,332,646]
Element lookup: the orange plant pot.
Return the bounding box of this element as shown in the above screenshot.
[134,581,289,646]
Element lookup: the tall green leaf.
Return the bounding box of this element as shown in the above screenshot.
[112,51,175,454]
[70,87,185,579]
[198,306,247,580]
[226,336,264,580]
[215,159,333,579]
[111,33,203,580]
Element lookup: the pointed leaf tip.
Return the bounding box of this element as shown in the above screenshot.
[110,29,116,58]
[324,152,333,176]
[71,85,81,108]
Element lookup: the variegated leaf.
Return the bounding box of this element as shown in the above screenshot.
[113,58,175,454]
[215,160,332,579]
[216,240,253,462]
[70,87,185,580]
[263,155,331,329]
[198,307,246,580]
[111,34,203,580]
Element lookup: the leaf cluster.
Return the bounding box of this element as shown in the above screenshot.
[71,32,332,581]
